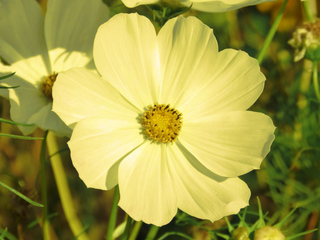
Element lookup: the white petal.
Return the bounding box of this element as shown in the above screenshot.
[44,0,109,72]
[182,0,276,12]
[121,0,159,8]
[179,111,275,177]
[118,143,177,226]
[27,103,71,137]
[52,68,139,129]
[180,49,265,121]
[168,143,250,222]
[94,13,159,110]
[68,117,144,190]
[8,77,70,136]
[0,0,50,70]
[157,16,219,107]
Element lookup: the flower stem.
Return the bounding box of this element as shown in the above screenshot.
[121,215,133,240]
[40,130,49,240]
[145,225,159,240]
[312,62,320,101]
[46,131,89,240]
[128,221,142,240]
[257,0,289,64]
[302,0,314,22]
[106,186,120,240]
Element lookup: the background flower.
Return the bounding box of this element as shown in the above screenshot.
[121,0,276,12]
[53,13,275,226]
[0,0,109,136]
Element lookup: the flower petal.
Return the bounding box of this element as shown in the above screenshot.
[68,117,144,190]
[8,76,70,136]
[94,13,159,110]
[182,0,275,13]
[168,143,250,222]
[180,49,265,121]
[0,0,50,70]
[179,111,275,177]
[44,0,109,72]
[118,142,177,226]
[121,0,159,8]
[52,68,139,129]
[157,16,219,107]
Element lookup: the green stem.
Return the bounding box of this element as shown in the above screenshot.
[128,221,142,240]
[313,62,320,101]
[121,215,133,240]
[302,0,314,22]
[46,132,89,240]
[145,225,159,240]
[106,186,120,240]
[40,131,49,240]
[257,0,289,64]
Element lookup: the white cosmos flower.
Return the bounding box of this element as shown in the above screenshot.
[53,13,275,226]
[0,0,109,136]
[121,0,276,13]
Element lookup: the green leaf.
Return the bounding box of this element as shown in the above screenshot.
[0,72,15,80]
[0,133,43,140]
[0,228,18,240]
[0,228,7,239]
[0,181,43,207]
[274,208,297,229]
[0,85,19,89]
[0,118,36,126]
[286,229,318,240]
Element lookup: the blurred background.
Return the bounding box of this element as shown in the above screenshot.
[1,0,320,239]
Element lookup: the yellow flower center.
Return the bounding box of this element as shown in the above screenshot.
[41,72,58,101]
[141,103,183,143]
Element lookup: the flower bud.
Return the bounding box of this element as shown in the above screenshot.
[254,226,285,240]
[232,227,250,240]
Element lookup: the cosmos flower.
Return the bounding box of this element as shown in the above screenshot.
[53,13,275,226]
[0,0,109,136]
[121,0,276,13]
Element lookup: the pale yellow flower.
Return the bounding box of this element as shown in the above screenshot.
[0,0,109,136]
[121,0,276,13]
[53,13,275,226]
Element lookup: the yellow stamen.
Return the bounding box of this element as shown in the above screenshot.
[41,72,58,101]
[141,103,183,143]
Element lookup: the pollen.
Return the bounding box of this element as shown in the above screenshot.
[41,72,58,101]
[141,103,183,143]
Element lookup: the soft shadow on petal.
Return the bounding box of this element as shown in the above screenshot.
[52,68,140,129]
[168,143,250,222]
[180,49,265,120]
[94,13,159,110]
[45,0,109,72]
[158,16,218,107]
[182,0,275,13]
[118,142,177,226]
[179,111,275,178]
[121,0,159,8]
[27,103,71,137]
[68,117,144,190]
[0,0,50,71]
[8,80,47,135]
